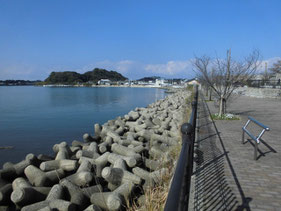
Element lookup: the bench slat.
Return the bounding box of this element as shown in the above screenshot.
[248,116,270,131]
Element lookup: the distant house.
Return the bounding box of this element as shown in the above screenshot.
[98,79,111,85]
[184,78,200,86]
[155,79,165,87]
[273,73,281,81]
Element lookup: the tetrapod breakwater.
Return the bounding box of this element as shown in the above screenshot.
[0,89,191,211]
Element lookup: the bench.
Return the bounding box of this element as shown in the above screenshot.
[242,116,270,160]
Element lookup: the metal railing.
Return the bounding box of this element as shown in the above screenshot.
[164,85,198,211]
[242,116,270,160]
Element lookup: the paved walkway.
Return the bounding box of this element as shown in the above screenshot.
[190,93,281,211]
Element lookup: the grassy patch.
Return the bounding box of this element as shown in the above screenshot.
[211,113,240,120]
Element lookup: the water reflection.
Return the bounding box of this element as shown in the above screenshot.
[47,87,127,107]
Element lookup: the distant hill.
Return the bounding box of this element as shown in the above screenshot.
[44,68,127,84]
[137,76,161,82]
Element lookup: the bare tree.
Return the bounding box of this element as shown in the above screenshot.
[194,49,261,116]
[269,60,281,74]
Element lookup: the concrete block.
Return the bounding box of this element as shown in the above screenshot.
[113,182,134,201]
[46,184,64,201]
[37,154,54,162]
[21,201,49,211]
[11,187,48,207]
[24,165,64,186]
[60,179,89,209]
[90,192,121,211]
[12,177,31,190]
[40,159,78,172]
[71,140,86,148]
[94,124,102,137]
[102,167,141,186]
[84,204,102,211]
[64,171,93,187]
[113,159,127,170]
[82,185,102,198]
[0,184,12,204]
[83,133,100,143]
[93,152,109,177]
[144,158,160,171]
[0,154,39,179]
[76,150,100,160]
[49,199,76,211]
[111,143,141,160]
[77,160,92,173]
[108,153,136,168]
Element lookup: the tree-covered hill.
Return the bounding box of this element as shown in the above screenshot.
[137,76,161,82]
[44,68,127,84]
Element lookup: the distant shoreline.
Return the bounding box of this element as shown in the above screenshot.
[40,84,184,89]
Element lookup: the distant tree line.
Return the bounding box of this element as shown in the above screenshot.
[136,76,183,84]
[0,80,41,86]
[137,76,161,82]
[43,68,127,85]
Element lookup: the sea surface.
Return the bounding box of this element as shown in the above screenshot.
[0,86,166,166]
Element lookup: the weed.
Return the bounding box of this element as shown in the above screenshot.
[211,113,240,120]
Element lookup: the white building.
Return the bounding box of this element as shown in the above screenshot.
[98,79,111,85]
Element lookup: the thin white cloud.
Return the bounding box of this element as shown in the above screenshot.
[96,60,138,74]
[257,57,281,73]
[0,63,47,80]
[144,60,193,76]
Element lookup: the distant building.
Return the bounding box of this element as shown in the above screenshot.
[98,79,111,85]
[185,78,200,86]
[274,73,281,81]
[155,79,165,87]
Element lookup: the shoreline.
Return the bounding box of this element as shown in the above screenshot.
[41,84,185,89]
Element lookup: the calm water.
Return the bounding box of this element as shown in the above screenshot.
[0,86,165,166]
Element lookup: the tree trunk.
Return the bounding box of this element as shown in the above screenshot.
[205,86,209,97]
[208,88,212,101]
[222,98,226,114]
[218,97,226,117]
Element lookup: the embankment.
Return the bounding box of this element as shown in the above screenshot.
[0,89,191,211]
[234,87,281,98]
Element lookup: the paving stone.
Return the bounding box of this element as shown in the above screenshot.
[189,93,281,210]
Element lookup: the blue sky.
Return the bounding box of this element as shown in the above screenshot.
[0,0,281,80]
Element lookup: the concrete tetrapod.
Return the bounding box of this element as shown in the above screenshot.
[60,179,89,209]
[90,192,122,211]
[24,165,65,186]
[102,167,141,186]
[0,154,39,179]
[40,159,78,172]
[10,178,51,207]
[0,184,12,205]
